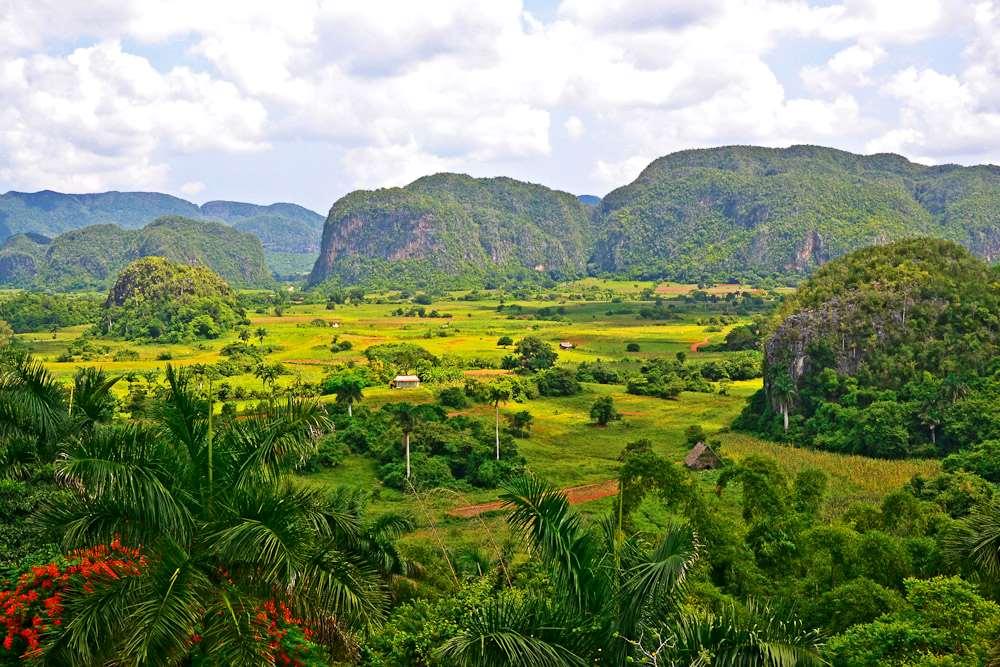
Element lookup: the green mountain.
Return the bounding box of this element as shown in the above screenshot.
[308,173,594,288]
[737,238,1000,458]
[591,145,1000,281]
[0,191,324,274]
[103,256,243,341]
[0,216,272,290]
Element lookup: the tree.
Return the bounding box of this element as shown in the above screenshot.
[514,336,557,371]
[437,477,821,665]
[589,396,621,426]
[384,402,418,480]
[486,380,516,460]
[496,335,513,348]
[508,410,533,437]
[237,327,251,344]
[37,366,410,663]
[255,327,267,345]
[254,361,286,391]
[324,371,365,417]
[626,342,640,352]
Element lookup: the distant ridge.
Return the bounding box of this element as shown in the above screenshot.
[0,216,272,290]
[0,190,324,275]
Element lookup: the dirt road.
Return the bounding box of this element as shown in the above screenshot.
[447,479,619,518]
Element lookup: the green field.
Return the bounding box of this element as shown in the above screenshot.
[14,284,939,554]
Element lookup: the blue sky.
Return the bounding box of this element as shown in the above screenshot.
[1,0,997,213]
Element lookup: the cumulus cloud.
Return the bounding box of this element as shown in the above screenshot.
[0,0,996,203]
[0,40,266,192]
[801,44,886,94]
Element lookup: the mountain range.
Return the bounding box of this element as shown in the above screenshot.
[0,217,271,290]
[0,191,324,276]
[2,145,998,290]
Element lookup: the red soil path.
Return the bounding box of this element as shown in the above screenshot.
[447,479,619,519]
[690,337,710,353]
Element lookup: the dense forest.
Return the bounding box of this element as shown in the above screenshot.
[737,239,999,466]
[100,257,246,341]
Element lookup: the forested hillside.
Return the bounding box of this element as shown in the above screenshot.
[0,191,323,274]
[0,216,272,289]
[738,239,1000,460]
[309,173,594,288]
[591,145,1000,282]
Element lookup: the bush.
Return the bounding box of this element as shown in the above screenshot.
[301,434,350,472]
[626,342,640,352]
[438,386,470,409]
[590,396,621,426]
[535,367,581,397]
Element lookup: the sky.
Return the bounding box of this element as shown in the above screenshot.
[1,0,998,213]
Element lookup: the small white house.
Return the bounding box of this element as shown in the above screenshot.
[391,375,421,389]
[559,341,575,350]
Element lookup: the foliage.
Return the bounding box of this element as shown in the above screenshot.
[589,396,621,426]
[32,366,411,663]
[513,336,558,371]
[308,173,593,289]
[739,239,1000,459]
[534,367,581,397]
[0,217,272,290]
[101,257,245,342]
[592,145,999,283]
[824,577,1000,666]
[0,292,100,333]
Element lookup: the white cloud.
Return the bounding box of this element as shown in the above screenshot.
[0,40,266,192]
[801,44,886,94]
[564,115,585,139]
[179,181,206,197]
[0,0,995,203]
[593,154,653,192]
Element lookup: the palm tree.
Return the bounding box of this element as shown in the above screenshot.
[438,475,698,664]
[770,373,797,432]
[949,498,1000,582]
[0,349,118,474]
[384,402,417,480]
[238,327,252,344]
[486,380,513,461]
[255,327,267,346]
[438,477,823,665]
[40,365,406,664]
[328,372,365,418]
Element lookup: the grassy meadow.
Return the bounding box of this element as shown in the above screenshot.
[13,281,939,553]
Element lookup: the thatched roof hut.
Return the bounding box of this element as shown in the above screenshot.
[684,442,722,470]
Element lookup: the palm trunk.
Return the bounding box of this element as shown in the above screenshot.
[405,432,411,479]
[930,424,935,444]
[495,403,501,460]
[348,402,352,418]
[782,403,789,432]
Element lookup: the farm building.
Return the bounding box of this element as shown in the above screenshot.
[684,442,722,470]
[391,375,420,389]
[559,341,575,350]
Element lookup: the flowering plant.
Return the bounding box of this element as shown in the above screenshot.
[0,538,144,662]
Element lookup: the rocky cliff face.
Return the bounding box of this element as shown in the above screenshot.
[308,173,593,287]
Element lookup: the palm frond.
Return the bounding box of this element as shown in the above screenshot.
[662,600,824,667]
[501,475,604,612]
[434,594,586,667]
[947,499,1000,582]
[50,423,193,545]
